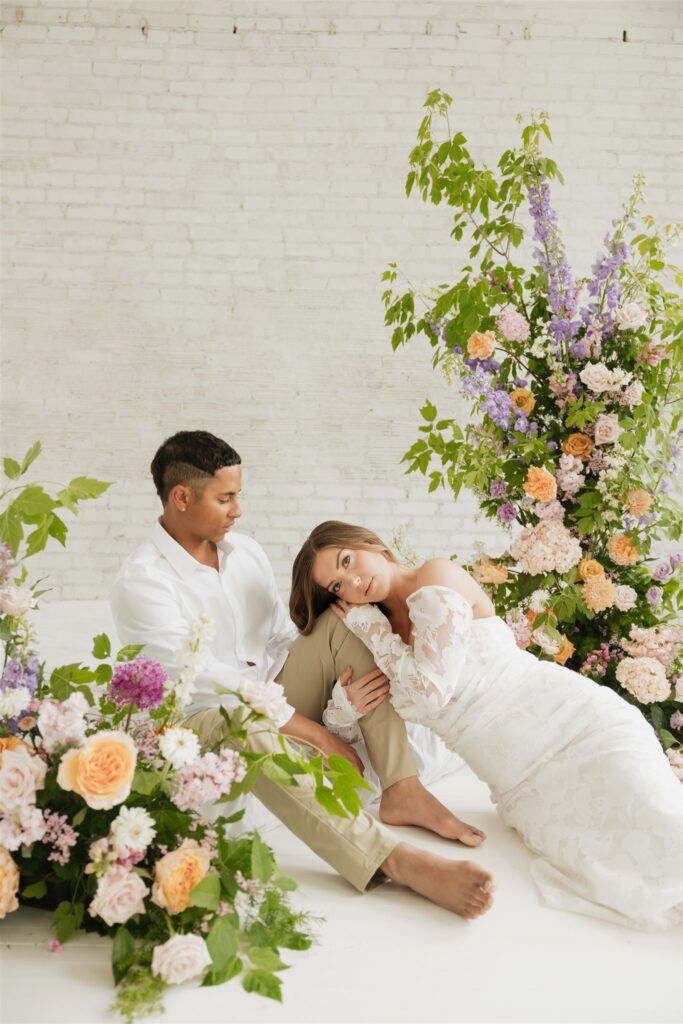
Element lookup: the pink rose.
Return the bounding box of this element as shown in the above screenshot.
[240,679,289,721]
[151,933,212,985]
[593,413,621,446]
[578,362,614,393]
[88,865,148,927]
[0,586,34,617]
[0,745,47,813]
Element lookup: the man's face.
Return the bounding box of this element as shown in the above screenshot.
[185,464,242,542]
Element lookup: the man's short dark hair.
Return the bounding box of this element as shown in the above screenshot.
[150,431,241,504]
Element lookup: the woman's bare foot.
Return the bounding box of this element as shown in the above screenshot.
[380,842,495,919]
[380,776,486,847]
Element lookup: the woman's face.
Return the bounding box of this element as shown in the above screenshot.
[312,546,393,605]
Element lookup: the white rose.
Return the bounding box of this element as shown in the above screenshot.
[240,679,289,721]
[159,727,201,769]
[615,302,649,332]
[532,627,561,656]
[0,686,32,720]
[151,933,212,985]
[613,585,637,611]
[88,865,148,927]
[0,745,47,813]
[593,413,621,446]
[579,362,614,393]
[0,586,34,617]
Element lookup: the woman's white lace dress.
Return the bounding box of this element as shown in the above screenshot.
[334,585,682,929]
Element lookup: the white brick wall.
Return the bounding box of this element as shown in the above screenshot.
[1,1,681,600]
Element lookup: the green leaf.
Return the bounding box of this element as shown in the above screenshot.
[242,969,282,1002]
[95,663,113,685]
[206,916,238,970]
[0,509,23,555]
[202,956,242,987]
[131,769,163,796]
[250,833,275,883]
[13,486,57,517]
[112,926,135,985]
[248,947,288,972]
[51,901,84,944]
[57,477,111,513]
[24,517,51,557]
[92,633,111,659]
[22,880,47,899]
[20,441,42,475]
[272,874,298,892]
[47,513,68,547]
[659,729,677,749]
[116,644,145,662]
[420,400,437,422]
[72,806,87,827]
[261,758,295,787]
[189,871,221,910]
[3,458,21,480]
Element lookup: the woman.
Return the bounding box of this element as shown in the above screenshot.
[290,521,683,929]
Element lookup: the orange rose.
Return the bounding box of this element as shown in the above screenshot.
[0,846,19,920]
[577,559,604,582]
[57,730,137,810]
[562,434,593,461]
[151,840,212,915]
[552,635,575,666]
[466,330,496,359]
[523,466,557,503]
[473,561,508,585]
[525,609,538,626]
[607,534,640,566]
[625,488,652,517]
[510,388,536,415]
[583,575,617,612]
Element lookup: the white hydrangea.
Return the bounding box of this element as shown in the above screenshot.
[615,657,670,704]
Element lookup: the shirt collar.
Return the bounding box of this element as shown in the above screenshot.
[151,521,234,581]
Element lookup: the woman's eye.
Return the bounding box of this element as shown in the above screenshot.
[342,554,350,568]
[332,582,341,594]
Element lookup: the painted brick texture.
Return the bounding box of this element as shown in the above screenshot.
[1,1,681,599]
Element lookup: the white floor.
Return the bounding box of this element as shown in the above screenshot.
[0,602,681,1024]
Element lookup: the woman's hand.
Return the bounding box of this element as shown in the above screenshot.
[339,665,390,716]
[331,598,353,621]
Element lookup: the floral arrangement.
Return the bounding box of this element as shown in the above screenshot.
[382,91,682,774]
[0,445,367,1020]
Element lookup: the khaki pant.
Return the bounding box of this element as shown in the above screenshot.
[186,609,417,892]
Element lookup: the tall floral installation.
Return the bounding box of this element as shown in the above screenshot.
[0,444,367,1021]
[383,91,683,778]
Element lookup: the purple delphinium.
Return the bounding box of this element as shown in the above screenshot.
[462,364,493,399]
[645,586,663,607]
[110,656,167,711]
[1,657,39,695]
[481,388,513,429]
[580,232,630,333]
[490,481,508,499]
[497,503,518,524]
[527,178,579,347]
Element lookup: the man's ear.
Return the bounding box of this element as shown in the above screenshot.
[169,483,194,513]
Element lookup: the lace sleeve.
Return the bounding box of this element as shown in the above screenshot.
[344,585,473,719]
[321,679,363,744]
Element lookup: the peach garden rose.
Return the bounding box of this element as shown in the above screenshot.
[466,330,496,359]
[57,730,137,810]
[577,559,604,582]
[151,839,212,915]
[607,534,640,566]
[0,845,19,920]
[583,575,617,612]
[523,466,557,503]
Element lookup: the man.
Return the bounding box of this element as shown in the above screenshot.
[110,430,494,918]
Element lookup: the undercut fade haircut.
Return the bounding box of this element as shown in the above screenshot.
[150,431,241,504]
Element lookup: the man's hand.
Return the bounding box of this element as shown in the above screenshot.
[318,727,365,776]
[338,665,389,716]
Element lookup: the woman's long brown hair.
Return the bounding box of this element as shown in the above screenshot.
[289,520,397,634]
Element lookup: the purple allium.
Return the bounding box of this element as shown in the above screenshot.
[497,503,518,524]
[652,562,674,583]
[645,586,663,607]
[110,656,167,710]
[490,481,508,500]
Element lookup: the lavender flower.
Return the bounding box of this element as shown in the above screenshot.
[110,656,167,711]
[490,481,508,499]
[481,388,512,429]
[462,364,493,399]
[645,586,663,607]
[652,562,674,583]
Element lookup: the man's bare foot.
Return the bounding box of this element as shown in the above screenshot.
[380,776,486,847]
[380,842,495,919]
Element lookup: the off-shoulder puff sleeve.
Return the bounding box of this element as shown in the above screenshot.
[343,585,473,720]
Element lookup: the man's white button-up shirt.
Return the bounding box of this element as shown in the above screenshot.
[110,522,298,727]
